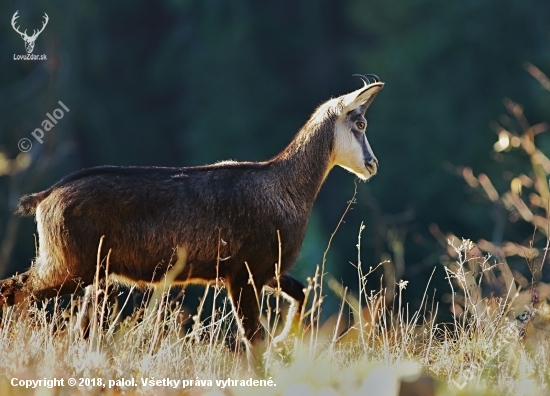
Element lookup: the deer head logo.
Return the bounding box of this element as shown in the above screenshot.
[11,11,49,54]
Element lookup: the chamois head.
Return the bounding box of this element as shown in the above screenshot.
[330,74,384,180]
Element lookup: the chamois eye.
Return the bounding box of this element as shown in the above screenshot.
[356,121,366,130]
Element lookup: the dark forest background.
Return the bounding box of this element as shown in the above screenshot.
[1,0,550,318]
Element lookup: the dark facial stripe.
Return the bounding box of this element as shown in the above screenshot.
[360,135,374,163]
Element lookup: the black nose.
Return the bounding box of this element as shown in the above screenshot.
[365,158,378,173]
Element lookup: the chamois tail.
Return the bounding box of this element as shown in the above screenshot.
[16,190,51,216]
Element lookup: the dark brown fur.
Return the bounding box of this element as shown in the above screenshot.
[1,110,339,342]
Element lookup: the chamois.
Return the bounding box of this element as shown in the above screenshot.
[0,74,384,343]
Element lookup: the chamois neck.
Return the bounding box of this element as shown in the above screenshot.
[270,114,335,206]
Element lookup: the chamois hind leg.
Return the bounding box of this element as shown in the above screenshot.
[227,281,262,347]
[265,274,305,343]
[0,261,93,309]
[0,272,31,307]
[74,285,94,338]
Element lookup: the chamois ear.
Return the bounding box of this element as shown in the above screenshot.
[341,74,384,114]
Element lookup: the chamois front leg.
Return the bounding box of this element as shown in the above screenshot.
[265,273,305,343]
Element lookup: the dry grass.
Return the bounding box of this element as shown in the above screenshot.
[0,234,549,396]
[3,65,550,396]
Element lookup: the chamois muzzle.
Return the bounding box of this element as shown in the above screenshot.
[365,157,379,174]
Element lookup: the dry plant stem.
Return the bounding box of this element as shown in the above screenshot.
[209,289,218,349]
[229,289,254,360]
[148,248,187,355]
[254,230,289,349]
[97,248,112,353]
[243,262,260,316]
[424,302,438,364]
[330,286,347,348]
[149,248,187,306]
[316,183,358,352]
[444,265,459,339]
[308,265,320,358]
[193,285,210,343]
[210,235,223,347]
[275,230,282,334]
[74,285,91,337]
[107,285,135,338]
[397,284,403,348]
[541,194,550,273]
[379,294,390,364]
[149,290,169,356]
[263,291,273,342]
[89,235,105,351]
[356,222,367,351]
[299,281,311,335]
[413,267,436,332]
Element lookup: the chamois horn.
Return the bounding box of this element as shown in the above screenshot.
[352,73,381,85]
